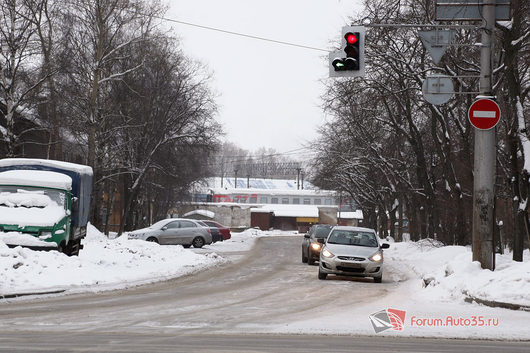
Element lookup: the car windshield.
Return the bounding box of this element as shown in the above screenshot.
[150,219,173,229]
[327,230,378,247]
[314,226,332,238]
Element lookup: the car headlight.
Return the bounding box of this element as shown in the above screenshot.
[39,231,52,240]
[369,252,383,262]
[322,248,334,258]
[311,243,321,251]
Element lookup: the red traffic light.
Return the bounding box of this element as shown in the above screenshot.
[345,32,358,44]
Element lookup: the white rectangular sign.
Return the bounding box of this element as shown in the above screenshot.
[435,0,511,21]
[473,111,497,118]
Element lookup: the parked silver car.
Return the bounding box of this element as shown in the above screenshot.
[317,226,390,283]
[128,218,212,248]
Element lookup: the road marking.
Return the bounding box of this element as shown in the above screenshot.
[473,111,496,118]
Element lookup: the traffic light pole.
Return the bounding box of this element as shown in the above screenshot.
[472,0,496,270]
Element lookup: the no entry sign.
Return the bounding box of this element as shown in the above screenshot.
[468,98,501,130]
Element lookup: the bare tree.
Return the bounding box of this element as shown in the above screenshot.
[109,34,220,235]
[496,0,530,261]
[58,0,164,226]
[0,0,51,157]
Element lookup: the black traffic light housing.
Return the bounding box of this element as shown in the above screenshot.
[333,32,360,71]
[329,26,365,78]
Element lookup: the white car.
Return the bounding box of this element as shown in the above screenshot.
[318,226,390,283]
[128,218,212,248]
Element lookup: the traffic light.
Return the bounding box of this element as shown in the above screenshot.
[329,26,365,78]
[333,32,360,71]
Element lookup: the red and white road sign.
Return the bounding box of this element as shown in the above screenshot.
[468,98,501,130]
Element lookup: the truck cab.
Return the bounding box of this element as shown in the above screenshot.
[0,159,92,255]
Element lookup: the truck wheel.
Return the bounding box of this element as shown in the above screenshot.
[57,242,65,254]
[64,240,80,256]
[192,237,205,248]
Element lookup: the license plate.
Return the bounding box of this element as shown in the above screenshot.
[341,262,362,268]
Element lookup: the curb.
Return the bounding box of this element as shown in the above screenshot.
[0,289,66,299]
[464,295,530,312]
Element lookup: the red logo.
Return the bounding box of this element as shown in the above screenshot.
[369,308,407,333]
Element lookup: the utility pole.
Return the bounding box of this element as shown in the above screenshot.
[296,168,301,190]
[472,0,496,270]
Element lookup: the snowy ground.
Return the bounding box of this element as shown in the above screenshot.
[273,238,530,340]
[0,225,295,297]
[386,239,530,307]
[1,227,529,340]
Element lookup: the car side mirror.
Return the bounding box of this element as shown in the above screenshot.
[162,226,168,231]
[317,238,325,244]
[381,243,390,249]
[304,234,310,239]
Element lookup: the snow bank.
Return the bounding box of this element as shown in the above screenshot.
[0,226,297,297]
[276,239,530,340]
[386,240,530,306]
[0,224,223,296]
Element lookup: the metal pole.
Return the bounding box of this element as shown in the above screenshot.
[296,168,301,190]
[472,0,496,270]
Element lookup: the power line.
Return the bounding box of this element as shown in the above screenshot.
[150,14,329,53]
[211,147,316,163]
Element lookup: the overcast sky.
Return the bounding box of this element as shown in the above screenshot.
[166,0,363,156]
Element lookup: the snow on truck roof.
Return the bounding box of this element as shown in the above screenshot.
[0,158,93,175]
[0,170,72,190]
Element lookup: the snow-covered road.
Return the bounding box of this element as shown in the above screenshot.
[0,227,529,341]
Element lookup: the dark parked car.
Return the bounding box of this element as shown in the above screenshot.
[200,220,231,241]
[302,224,333,265]
[197,220,222,243]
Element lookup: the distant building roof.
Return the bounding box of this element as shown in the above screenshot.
[209,187,332,197]
[251,205,364,220]
[192,177,315,193]
[252,204,322,218]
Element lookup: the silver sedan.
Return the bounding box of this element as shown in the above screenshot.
[317,226,390,283]
[128,218,213,248]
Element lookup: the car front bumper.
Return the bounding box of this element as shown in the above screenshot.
[319,256,382,277]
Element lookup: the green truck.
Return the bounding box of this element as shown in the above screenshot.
[0,158,93,255]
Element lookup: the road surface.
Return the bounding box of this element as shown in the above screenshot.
[0,236,527,352]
